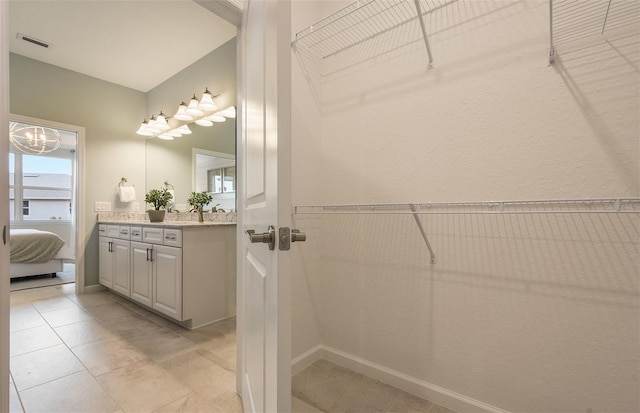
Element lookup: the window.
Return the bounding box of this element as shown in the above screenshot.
[10,151,74,222]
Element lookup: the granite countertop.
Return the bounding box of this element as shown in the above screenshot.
[97,212,236,227]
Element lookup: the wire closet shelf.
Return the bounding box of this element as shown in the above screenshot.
[295,198,640,265]
[292,0,459,71]
[549,0,640,63]
[295,198,640,215]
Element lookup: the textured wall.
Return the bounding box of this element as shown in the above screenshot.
[291,0,639,412]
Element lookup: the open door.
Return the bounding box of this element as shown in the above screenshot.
[0,1,10,410]
[238,0,292,412]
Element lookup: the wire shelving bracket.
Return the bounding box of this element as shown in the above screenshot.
[549,0,640,64]
[292,0,458,73]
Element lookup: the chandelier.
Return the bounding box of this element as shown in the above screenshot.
[10,121,61,154]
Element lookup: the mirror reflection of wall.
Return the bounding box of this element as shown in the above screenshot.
[145,118,235,211]
[194,149,235,212]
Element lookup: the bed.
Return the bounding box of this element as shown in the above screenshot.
[9,229,73,279]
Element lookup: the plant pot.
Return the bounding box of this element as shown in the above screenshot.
[148,210,165,222]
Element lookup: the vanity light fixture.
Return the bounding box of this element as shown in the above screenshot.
[10,121,61,154]
[219,106,236,118]
[207,114,226,123]
[195,118,214,127]
[153,111,170,130]
[186,94,204,117]
[173,102,194,121]
[198,88,218,111]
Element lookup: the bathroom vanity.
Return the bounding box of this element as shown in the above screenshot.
[98,220,236,329]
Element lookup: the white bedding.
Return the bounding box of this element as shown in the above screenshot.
[9,229,74,278]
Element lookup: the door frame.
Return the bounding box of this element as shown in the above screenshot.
[8,113,86,294]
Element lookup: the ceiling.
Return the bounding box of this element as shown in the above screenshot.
[9,0,238,92]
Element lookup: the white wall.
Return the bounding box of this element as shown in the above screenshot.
[291,1,639,412]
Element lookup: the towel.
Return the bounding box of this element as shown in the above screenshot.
[118,186,136,203]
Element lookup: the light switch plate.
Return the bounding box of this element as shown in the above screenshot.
[94,201,111,212]
[131,202,140,212]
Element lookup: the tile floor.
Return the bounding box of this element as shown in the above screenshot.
[9,284,240,413]
[10,284,454,413]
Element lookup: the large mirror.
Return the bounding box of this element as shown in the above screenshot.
[145,117,236,212]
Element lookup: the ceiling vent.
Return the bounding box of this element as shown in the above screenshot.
[16,33,52,49]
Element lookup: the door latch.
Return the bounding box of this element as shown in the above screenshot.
[245,226,276,250]
[279,227,307,251]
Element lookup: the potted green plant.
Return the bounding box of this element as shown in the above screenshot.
[144,188,173,222]
[187,191,213,222]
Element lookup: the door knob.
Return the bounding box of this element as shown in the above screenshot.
[245,226,276,250]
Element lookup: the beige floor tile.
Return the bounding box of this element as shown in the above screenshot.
[68,291,117,308]
[71,337,148,376]
[54,319,119,348]
[197,346,236,372]
[9,302,36,314]
[208,391,244,413]
[100,312,167,339]
[159,349,236,400]
[57,283,77,295]
[97,359,191,413]
[31,295,78,312]
[127,329,197,363]
[153,392,215,413]
[20,370,120,413]
[10,325,62,357]
[292,396,325,413]
[10,309,46,333]
[40,305,94,328]
[10,344,85,391]
[83,301,136,322]
[9,382,24,413]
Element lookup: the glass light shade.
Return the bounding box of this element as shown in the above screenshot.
[195,118,214,127]
[145,116,161,134]
[186,95,204,116]
[198,88,217,111]
[153,112,170,130]
[177,125,192,134]
[173,102,193,121]
[157,133,174,140]
[219,106,236,118]
[207,115,226,123]
[167,130,182,138]
[10,123,61,154]
[136,120,154,136]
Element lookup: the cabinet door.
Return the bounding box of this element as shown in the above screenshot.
[112,239,131,296]
[130,242,153,307]
[98,237,113,288]
[152,245,183,320]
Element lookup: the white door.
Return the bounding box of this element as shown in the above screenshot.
[131,241,153,307]
[112,239,131,297]
[152,245,182,320]
[98,237,114,288]
[0,1,10,409]
[239,0,292,412]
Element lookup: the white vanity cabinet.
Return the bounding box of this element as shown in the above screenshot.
[98,225,130,295]
[98,222,236,329]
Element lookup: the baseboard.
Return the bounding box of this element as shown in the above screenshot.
[292,344,509,413]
